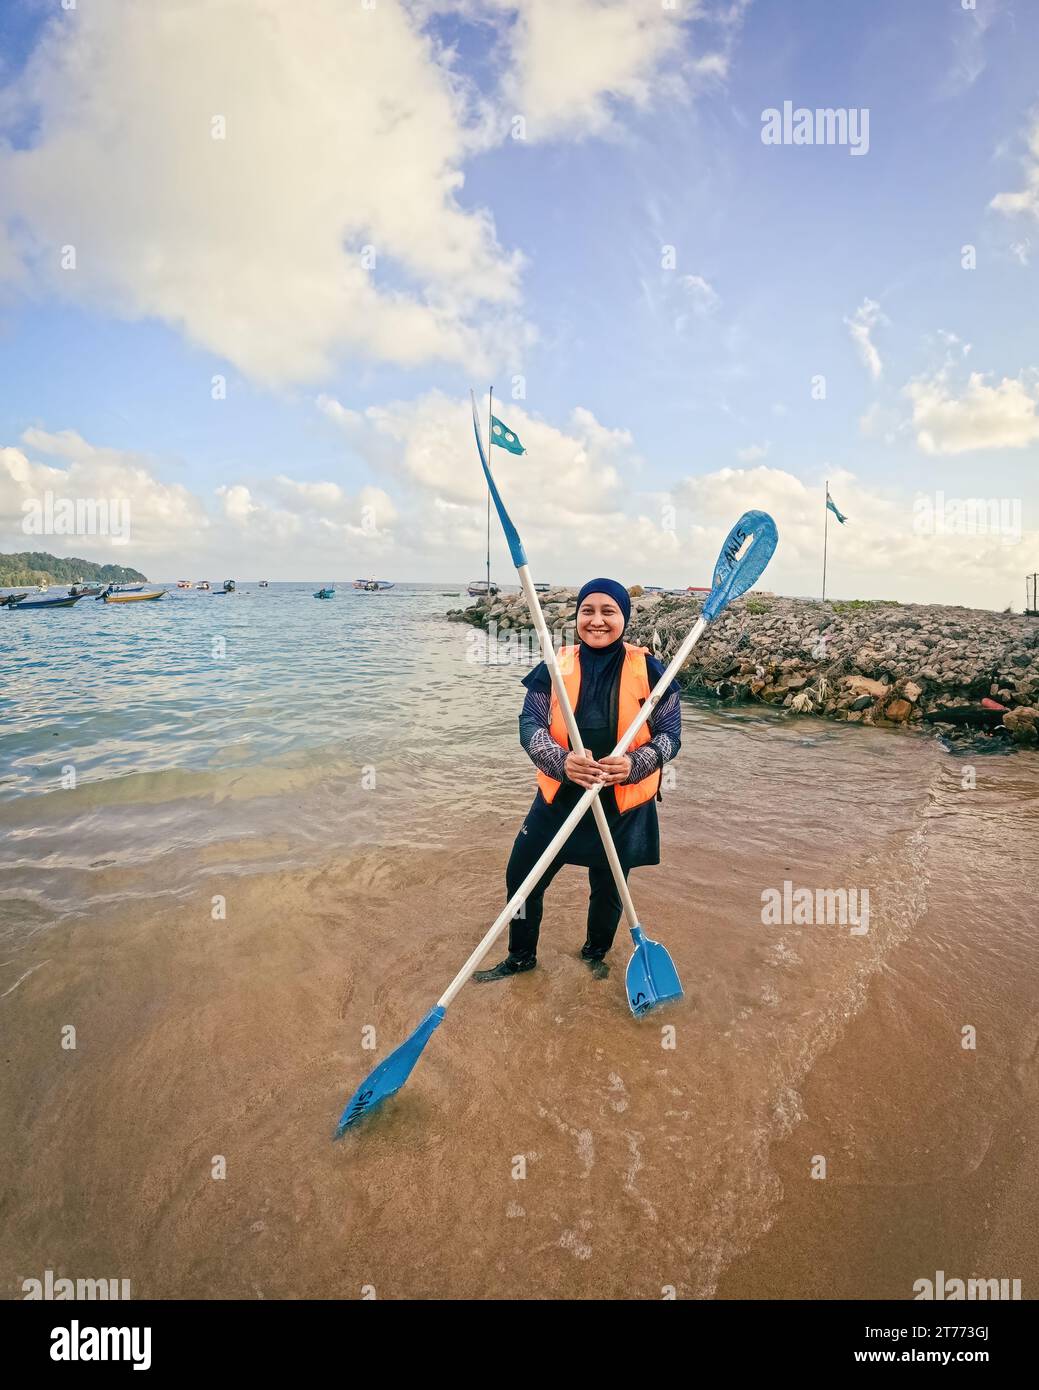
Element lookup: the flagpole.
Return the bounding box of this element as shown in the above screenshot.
[822,479,829,603]
[487,386,494,600]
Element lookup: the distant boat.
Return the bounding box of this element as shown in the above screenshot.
[258,580,269,588]
[1,592,31,608]
[176,580,193,589]
[102,588,165,604]
[467,580,500,597]
[533,582,551,594]
[642,586,664,595]
[10,593,85,610]
[314,587,335,599]
[353,578,395,591]
[223,579,236,593]
[68,583,102,597]
[197,581,211,591]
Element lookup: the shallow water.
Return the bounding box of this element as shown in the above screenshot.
[2,586,1037,1298]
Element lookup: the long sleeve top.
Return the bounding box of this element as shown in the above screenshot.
[508,654,683,871]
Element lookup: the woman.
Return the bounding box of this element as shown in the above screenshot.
[474,578,682,983]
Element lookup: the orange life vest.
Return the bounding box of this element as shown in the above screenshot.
[537,642,660,814]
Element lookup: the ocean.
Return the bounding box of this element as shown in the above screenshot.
[2,581,1038,1298]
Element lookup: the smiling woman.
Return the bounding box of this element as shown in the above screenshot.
[473,575,684,982]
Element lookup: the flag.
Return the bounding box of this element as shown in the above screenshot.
[490,415,525,455]
[826,488,847,524]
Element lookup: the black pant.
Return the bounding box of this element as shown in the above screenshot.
[505,836,629,961]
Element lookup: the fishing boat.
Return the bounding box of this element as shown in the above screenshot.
[533,582,551,594]
[9,592,85,610]
[642,585,664,595]
[102,588,165,603]
[176,579,193,589]
[353,578,395,591]
[223,579,236,593]
[197,581,211,591]
[314,587,335,599]
[68,583,102,597]
[258,580,269,588]
[467,580,500,597]
[1,592,29,608]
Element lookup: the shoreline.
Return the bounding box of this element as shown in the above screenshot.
[449,590,1039,749]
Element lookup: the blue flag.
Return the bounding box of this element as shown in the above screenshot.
[490,415,525,455]
[826,489,847,524]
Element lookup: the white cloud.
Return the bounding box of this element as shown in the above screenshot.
[681,274,720,314]
[990,112,1039,221]
[1,430,209,562]
[905,370,1039,454]
[490,0,724,141]
[737,441,769,462]
[844,298,887,380]
[674,464,1035,609]
[0,0,530,386]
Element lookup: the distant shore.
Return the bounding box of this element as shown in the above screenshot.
[449,589,1039,748]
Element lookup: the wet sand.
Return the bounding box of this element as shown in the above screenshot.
[2,715,1038,1299]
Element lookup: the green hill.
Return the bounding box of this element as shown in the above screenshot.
[0,551,148,587]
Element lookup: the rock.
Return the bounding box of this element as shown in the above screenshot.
[885,699,913,723]
[850,695,872,711]
[1003,707,1039,744]
[902,680,923,703]
[843,674,891,700]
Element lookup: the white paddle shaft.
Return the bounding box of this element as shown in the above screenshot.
[438,611,706,1008]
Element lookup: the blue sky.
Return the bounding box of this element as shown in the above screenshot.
[1,0,1037,603]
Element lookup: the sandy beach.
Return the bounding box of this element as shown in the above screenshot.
[4,692,1037,1300]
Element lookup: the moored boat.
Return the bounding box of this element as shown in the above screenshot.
[467,580,500,597]
[314,587,335,599]
[197,581,211,591]
[102,588,165,603]
[176,579,193,589]
[353,578,395,591]
[9,593,85,610]
[258,580,269,588]
[1,592,30,608]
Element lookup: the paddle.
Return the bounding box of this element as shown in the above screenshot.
[333,501,778,1136]
[469,391,680,1015]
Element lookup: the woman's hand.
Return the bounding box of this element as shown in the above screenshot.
[564,751,606,789]
[595,755,631,786]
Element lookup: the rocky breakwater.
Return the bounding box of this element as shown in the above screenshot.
[447,589,1039,749]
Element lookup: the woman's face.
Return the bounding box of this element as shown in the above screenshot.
[577,592,625,648]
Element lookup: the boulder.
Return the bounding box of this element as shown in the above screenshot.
[1003,707,1038,744]
[902,680,923,704]
[843,674,891,700]
[885,699,913,724]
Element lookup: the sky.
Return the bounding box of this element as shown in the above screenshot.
[0,0,1037,606]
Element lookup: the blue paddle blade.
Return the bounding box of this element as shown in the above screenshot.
[334,1005,446,1138]
[702,510,778,621]
[625,926,684,1017]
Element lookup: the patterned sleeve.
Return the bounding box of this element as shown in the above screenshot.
[518,687,570,782]
[622,687,682,785]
